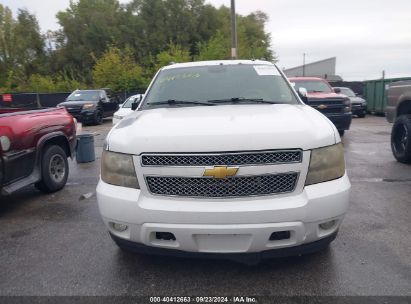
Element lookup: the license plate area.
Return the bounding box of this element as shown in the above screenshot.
[193,234,252,253]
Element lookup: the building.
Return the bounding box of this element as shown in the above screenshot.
[283,57,342,81]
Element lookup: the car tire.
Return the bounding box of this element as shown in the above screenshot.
[35,145,69,193]
[391,114,411,163]
[94,110,103,125]
[358,113,366,118]
[338,130,345,136]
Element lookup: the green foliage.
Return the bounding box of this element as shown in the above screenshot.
[155,43,191,70]
[0,5,17,88]
[92,46,146,91]
[197,31,230,61]
[54,76,83,92]
[1,0,276,93]
[237,11,274,61]
[27,74,55,92]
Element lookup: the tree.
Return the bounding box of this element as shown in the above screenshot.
[92,46,146,91]
[0,5,46,91]
[155,43,191,70]
[55,0,124,83]
[237,11,275,61]
[0,5,16,89]
[13,9,46,77]
[196,31,230,60]
[1,0,276,93]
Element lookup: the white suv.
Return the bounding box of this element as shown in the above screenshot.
[97,60,350,260]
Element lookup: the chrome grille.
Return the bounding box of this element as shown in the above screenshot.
[146,173,298,198]
[141,150,302,167]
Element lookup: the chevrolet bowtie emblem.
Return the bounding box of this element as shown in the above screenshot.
[203,166,239,179]
[317,104,328,110]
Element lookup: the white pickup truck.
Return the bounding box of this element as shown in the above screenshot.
[97,60,351,261]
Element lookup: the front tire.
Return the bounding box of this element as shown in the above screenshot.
[35,145,69,193]
[391,114,411,163]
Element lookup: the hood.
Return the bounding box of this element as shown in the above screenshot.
[107,104,337,155]
[114,108,134,117]
[306,92,346,99]
[349,96,366,104]
[58,101,95,107]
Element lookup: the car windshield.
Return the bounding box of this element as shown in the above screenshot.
[338,87,356,97]
[142,64,299,108]
[67,90,100,101]
[292,80,332,93]
[122,95,143,108]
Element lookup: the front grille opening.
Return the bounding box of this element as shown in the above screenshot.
[155,232,176,241]
[269,231,291,241]
[146,173,298,198]
[142,150,302,167]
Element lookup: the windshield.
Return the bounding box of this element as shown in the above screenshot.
[67,90,100,101]
[122,95,143,108]
[338,87,356,97]
[292,80,332,93]
[142,64,299,108]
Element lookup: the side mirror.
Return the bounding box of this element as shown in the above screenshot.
[131,102,139,111]
[333,88,341,94]
[297,87,308,103]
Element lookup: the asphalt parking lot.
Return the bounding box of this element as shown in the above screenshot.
[0,116,410,296]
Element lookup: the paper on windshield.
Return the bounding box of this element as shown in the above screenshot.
[253,65,279,76]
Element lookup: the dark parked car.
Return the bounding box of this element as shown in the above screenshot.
[386,80,411,163]
[333,87,367,118]
[58,89,120,125]
[0,107,76,195]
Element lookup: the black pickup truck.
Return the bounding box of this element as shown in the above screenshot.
[386,80,411,163]
[57,88,120,125]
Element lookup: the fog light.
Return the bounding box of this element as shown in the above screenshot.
[155,232,176,241]
[111,222,128,232]
[269,231,291,241]
[319,220,336,230]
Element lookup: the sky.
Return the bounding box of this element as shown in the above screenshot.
[2,0,411,81]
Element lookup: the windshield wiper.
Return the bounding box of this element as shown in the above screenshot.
[207,97,282,104]
[146,99,215,107]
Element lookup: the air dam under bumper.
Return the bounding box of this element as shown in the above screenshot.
[97,174,350,255]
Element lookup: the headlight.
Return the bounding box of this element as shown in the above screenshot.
[305,143,345,186]
[101,150,140,189]
[82,103,95,109]
[343,98,351,113]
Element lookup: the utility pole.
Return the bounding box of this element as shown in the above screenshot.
[302,53,306,76]
[230,0,238,59]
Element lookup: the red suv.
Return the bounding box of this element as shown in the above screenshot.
[289,77,352,135]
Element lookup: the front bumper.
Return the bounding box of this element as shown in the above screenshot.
[325,113,352,131]
[351,104,367,116]
[110,230,338,261]
[68,110,96,124]
[97,174,350,255]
